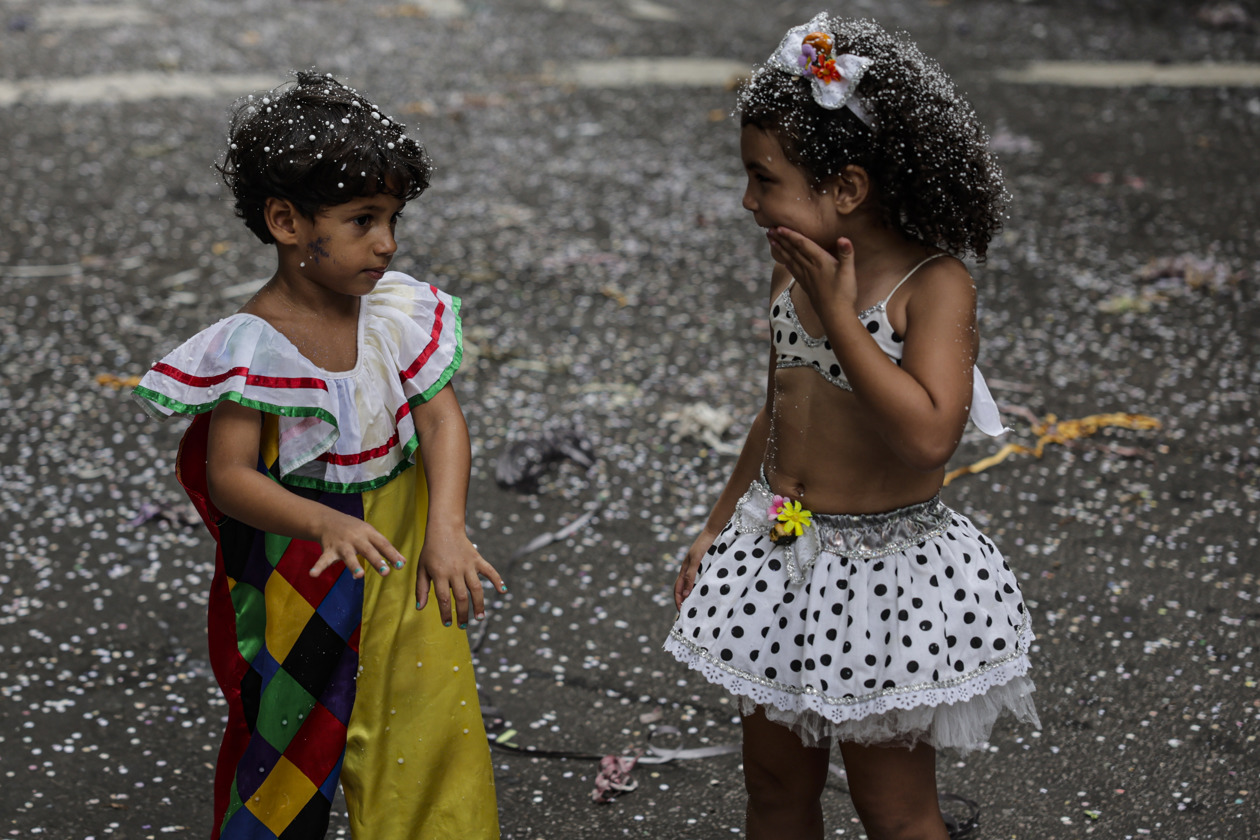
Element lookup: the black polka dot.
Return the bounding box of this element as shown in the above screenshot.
[874,584,888,597]
[720,649,733,661]
[732,626,744,638]
[840,667,853,680]
[742,603,756,615]
[765,667,777,679]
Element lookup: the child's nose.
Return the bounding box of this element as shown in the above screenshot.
[741,188,757,213]
[376,229,397,256]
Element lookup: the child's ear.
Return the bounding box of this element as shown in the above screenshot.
[829,164,871,215]
[263,198,301,245]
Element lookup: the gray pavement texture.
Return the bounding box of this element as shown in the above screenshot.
[1,0,1258,838]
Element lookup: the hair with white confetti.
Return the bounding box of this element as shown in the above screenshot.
[738,16,1006,259]
[218,70,433,244]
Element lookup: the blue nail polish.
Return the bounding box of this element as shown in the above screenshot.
[394,560,404,569]
[459,622,467,630]
[499,584,508,593]
[443,621,451,627]
[415,601,422,610]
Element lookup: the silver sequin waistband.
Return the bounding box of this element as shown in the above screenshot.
[733,479,954,583]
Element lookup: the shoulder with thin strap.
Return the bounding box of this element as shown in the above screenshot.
[880,253,948,306]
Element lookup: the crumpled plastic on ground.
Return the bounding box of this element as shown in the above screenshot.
[660,402,741,455]
[591,751,641,803]
[494,419,596,493]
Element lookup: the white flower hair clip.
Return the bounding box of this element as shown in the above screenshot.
[768,13,875,128]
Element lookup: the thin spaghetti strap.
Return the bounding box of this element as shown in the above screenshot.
[879,253,947,307]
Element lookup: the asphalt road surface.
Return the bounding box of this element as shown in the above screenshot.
[2,0,1257,838]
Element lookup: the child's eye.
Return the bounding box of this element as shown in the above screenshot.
[352,215,371,227]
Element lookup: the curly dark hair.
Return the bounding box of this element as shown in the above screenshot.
[217,71,433,244]
[737,17,1006,259]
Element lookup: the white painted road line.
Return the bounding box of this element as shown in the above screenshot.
[0,72,282,107]
[552,58,748,88]
[997,61,1260,87]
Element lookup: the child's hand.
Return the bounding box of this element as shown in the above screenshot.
[310,511,408,579]
[767,227,857,313]
[416,531,505,628]
[674,528,719,611]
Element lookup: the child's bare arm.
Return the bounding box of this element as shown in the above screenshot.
[206,400,406,579]
[768,229,975,471]
[409,385,504,627]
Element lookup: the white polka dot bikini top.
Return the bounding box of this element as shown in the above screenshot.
[772,254,943,390]
[770,254,1009,436]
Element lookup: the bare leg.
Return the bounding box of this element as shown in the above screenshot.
[838,740,949,840]
[741,706,832,840]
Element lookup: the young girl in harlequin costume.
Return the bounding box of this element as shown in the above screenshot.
[665,15,1040,840]
[134,72,502,840]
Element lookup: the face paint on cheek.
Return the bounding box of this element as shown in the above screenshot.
[306,236,331,265]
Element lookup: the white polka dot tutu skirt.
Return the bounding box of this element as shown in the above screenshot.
[664,479,1040,753]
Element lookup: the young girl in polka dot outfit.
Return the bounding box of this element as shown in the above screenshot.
[665,15,1040,839]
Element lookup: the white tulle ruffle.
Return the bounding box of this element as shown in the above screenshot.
[665,631,1039,754]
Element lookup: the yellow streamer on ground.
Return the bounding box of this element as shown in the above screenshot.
[96,373,142,389]
[943,412,1162,486]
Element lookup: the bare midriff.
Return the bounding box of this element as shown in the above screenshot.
[764,367,944,516]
